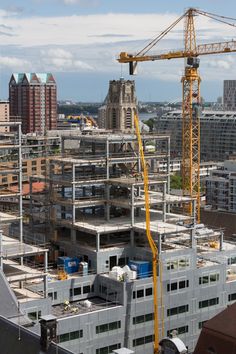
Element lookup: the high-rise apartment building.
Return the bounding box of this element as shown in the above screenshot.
[98,79,137,131]
[0,101,9,133]
[9,73,57,134]
[224,80,236,110]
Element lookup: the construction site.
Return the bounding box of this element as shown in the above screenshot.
[1,6,236,354]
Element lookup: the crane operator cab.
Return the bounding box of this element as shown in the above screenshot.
[159,333,188,354]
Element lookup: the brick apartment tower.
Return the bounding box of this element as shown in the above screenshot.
[9,73,57,134]
[98,78,137,132]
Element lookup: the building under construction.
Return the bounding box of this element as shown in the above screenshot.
[0,123,234,353]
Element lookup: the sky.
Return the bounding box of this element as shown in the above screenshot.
[0,0,236,102]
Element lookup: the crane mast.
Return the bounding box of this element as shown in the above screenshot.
[118,8,236,353]
[182,9,201,221]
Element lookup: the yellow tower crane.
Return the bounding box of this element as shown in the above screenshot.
[118,8,236,224]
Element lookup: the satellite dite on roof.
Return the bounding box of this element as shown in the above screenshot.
[159,337,187,353]
[112,348,134,354]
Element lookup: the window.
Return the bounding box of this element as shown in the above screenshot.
[96,343,121,354]
[199,297,219,309]
[133,313,154,325]
[167,257,190,270]
[228,256,236,265]
[199,273,220,285]
[28,310,41,321]
[83,285,90,294]
[74,287,81,296]
[58,330,83,343]
[167,305,189,317]
[32,161,37,166]
[48,292,57,300]
[2,177,7,183]
[12,176,18,181]
[228,292,236,302]
[96,321,121,334]
[167,326,188,337]
[145,287,153,296]
[199,321,207,329]
[167,279,189,292]
[133,335,154,347]
[137,289,144,298]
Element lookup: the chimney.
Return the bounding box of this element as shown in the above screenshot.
[40,315,57,352]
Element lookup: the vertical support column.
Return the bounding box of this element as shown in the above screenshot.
[29,177,33,228]
[106,139,110,179]
[105,184,110,221]
[130,229,134,247]
[131,185,135,226]
[61,137,65,155]
[167,136,171,194]
[220,230,223,251]
[158,233,162,254]
[72,164,76,224]
[0,229,3,271]
[191,199,196,248]
[44,251,48,298]
[96,233,100,252]
[162,182,167,222]
[18,123,23,266]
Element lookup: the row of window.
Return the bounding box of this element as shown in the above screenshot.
[58,330,83,343]
[199,297,219,309]
[167,305,189,317]
[133,335,154,347]
[167,279,189,292]
[133,287,152,299]
[228,292,236,302]
[96,321,121,334]
[167,325,188,337]
[199,273,220,285]
[96,343,121,354]
[70,285,94,297]
[167,257,190,270]
[133,313,154,325]
[228,256,236,265]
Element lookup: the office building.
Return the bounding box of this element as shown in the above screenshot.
[224,80,236,111]
[154,110,236,161]
[9,73,57,134]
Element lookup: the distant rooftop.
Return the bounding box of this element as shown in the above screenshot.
[11,73,56,85]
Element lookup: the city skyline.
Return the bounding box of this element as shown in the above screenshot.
[0,0,236,101]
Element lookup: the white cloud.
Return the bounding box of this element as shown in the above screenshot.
[40,48,94,71]
[0,56,31,70]
[0,9,235,82]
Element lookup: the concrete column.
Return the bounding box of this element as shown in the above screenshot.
[105,185,110,221]
[72,164,76,224]
[71,229,76,244]
[131,185,135,226]
[106,139,110,179]
[158,234,162,254]
[44,251,48,298]
[0,230,2,271]
[192,199,197,226]
[96,233,100,252]
[130,229,134,247]
[220,231,224,251]
[191,228,196,249]
[162,182,167,222]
